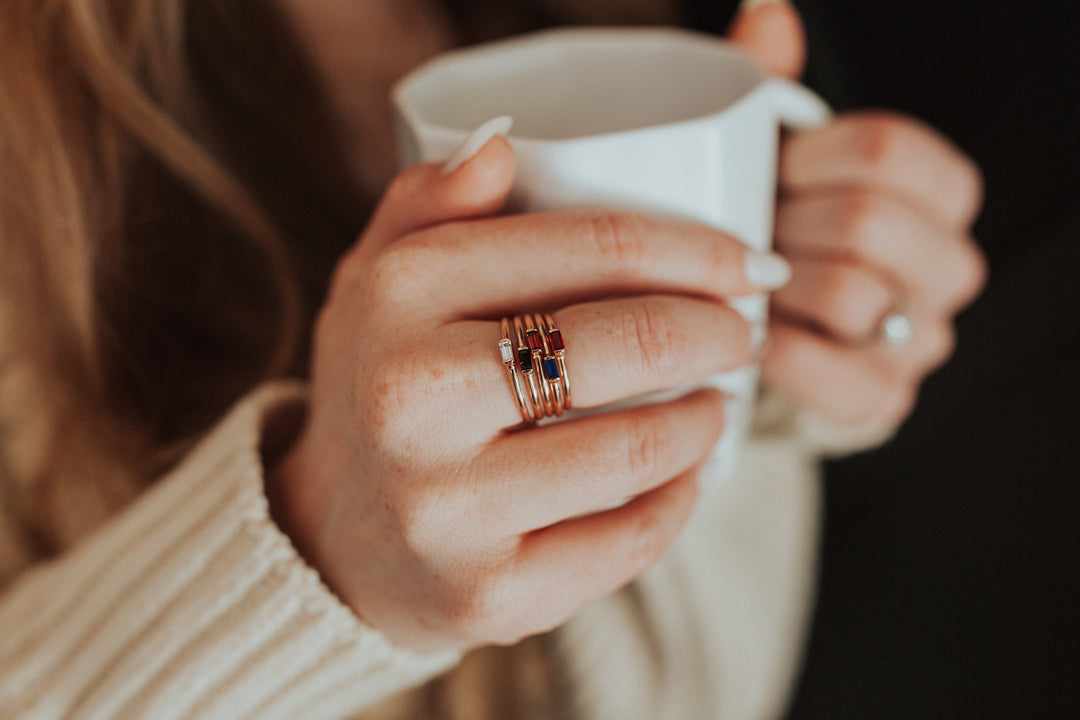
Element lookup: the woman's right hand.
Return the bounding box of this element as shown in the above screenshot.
[272,135,791,653]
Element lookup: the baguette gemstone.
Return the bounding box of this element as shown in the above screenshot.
[543,356,560,380]
[518,348,533,372]
[526,328,542,351]
[499,339,514,364]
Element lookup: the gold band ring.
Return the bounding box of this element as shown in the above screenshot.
[513,315,544,419]
[523,314,557,417]
[501,313,573,422]
[532,313,564,417]
[540,313,571,410]
[500,318,535,423]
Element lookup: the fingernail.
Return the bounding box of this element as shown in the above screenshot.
[744,251,792,289]
[441,116,514,175]
[739,0,785,12]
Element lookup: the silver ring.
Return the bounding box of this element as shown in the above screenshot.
[878,310,913,347]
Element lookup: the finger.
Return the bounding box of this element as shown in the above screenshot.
[771,257,895,342]
[780,112,984,229]
[775,190,987,314]
[376,210,792,318]
[477,389,724,534]
[362,132,517,254]
[511,470,699,635]
[727,0,807,80]
[443,295,752,435]
[762,320,917,427]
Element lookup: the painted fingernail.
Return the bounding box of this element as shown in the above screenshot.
[744,251,792,289]
[738,0,785,12]
[441,116,514,175]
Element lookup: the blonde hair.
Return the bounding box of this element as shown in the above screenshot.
[0,2,573,716]
[0,0,356,548]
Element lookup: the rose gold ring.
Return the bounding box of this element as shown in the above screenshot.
[540,313,571,410]
[513,315,544,419]
[523,314,557,417]
[502,313,573,422]
[531,313,564,417]
[500,318,535,423]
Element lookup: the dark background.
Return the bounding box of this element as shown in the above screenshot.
[684,1,1080,717]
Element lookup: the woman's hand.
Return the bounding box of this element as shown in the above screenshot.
[730,0,987,428]
[764,112,986,426]
[272,136,791,653]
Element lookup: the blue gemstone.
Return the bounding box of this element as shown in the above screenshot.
[518,348,533,372]
[543,357,560,380]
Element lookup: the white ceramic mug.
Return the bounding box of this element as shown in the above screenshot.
[393,27,831,484]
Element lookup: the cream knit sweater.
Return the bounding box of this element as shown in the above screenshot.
[0,384,886,720]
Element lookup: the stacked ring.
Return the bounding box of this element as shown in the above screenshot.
[513,315,544,418]
[500,318,534,423]
[499,313,572,422]
[539,313,571,409]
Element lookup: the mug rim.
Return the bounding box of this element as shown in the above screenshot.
[393,26,771,146]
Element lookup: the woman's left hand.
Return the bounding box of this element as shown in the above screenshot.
[728,1,986,429]
[762,111,987,427]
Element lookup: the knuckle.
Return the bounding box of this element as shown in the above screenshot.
[853,115,913,177]
[917,322,956,372]
[394,488,443,549]
[628,502,672,574]
[367,249,414,307]
[623,414,669,487]
[585,211,647,278]
[367,232,443,307]
[622,301,685,379]
[819,267,890,337]
[358,352,439,443]
[837,191,890,252]
[703,236,741,287]
[880,381,918,428]
[384,166,428,204]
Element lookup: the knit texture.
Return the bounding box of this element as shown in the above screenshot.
[0,385,458,720]
[0,382,889,720]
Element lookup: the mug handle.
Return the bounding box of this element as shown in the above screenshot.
[765,78,833,130]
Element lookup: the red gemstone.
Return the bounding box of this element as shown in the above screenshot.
[549,330,565,351]
[526,329,542,350]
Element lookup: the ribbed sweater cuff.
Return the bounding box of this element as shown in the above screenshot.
[0,383,459,719]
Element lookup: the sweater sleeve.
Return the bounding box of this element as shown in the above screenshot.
[0,384,459,720]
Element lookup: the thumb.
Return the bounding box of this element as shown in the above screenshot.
[727,0,808,80]
[364,117,517,251]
